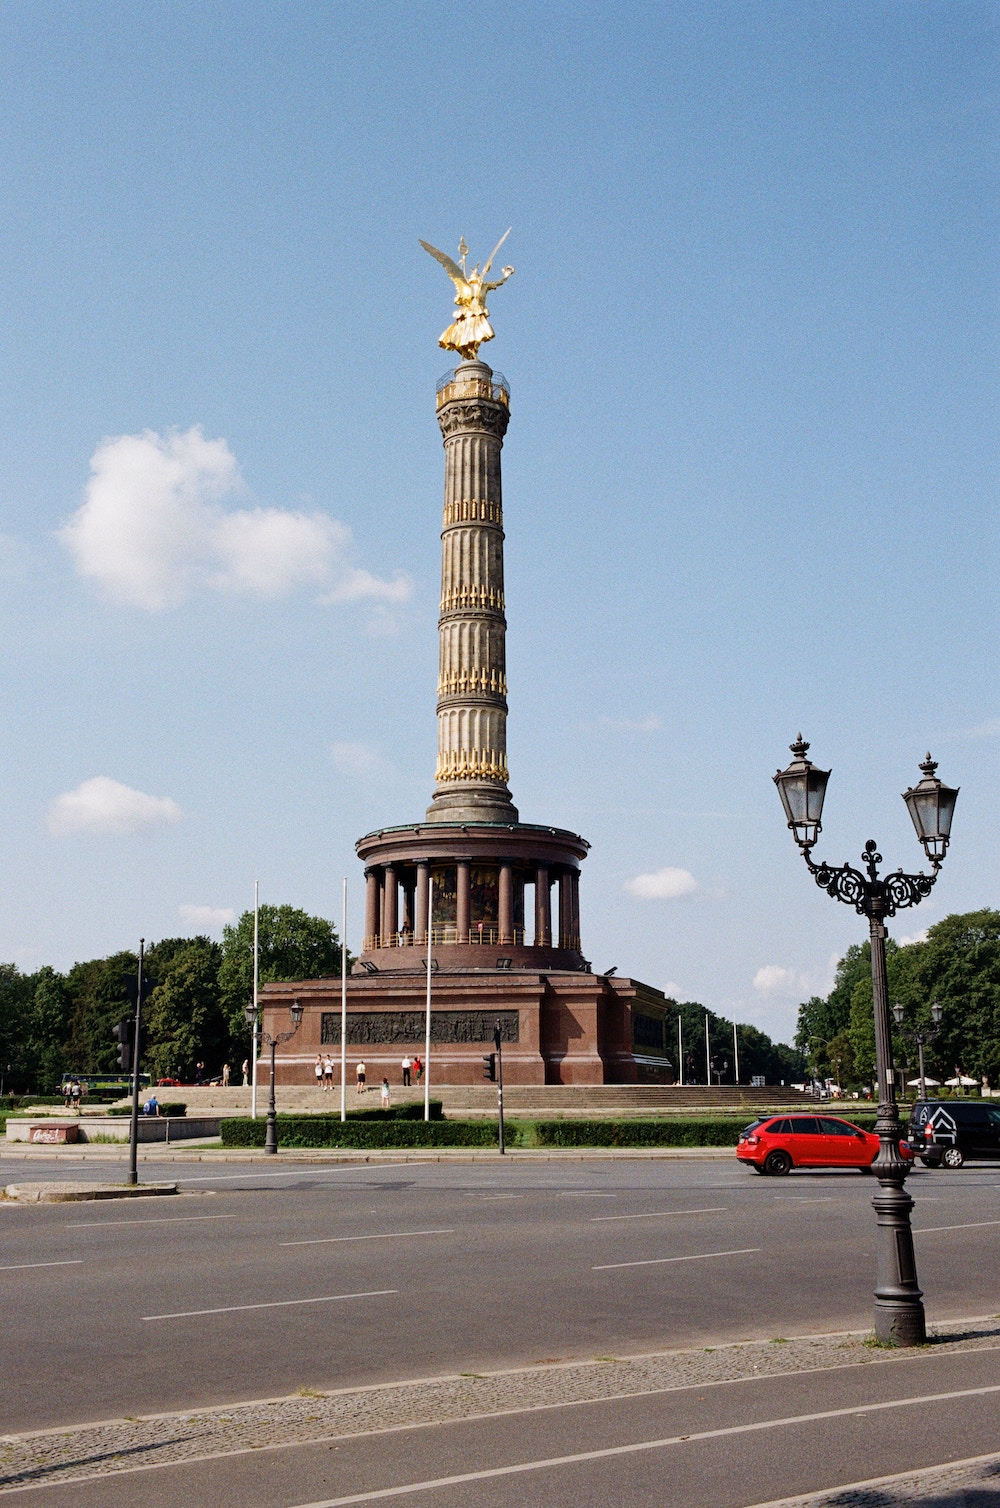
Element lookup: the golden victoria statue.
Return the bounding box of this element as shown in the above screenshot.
[419,230,515,360]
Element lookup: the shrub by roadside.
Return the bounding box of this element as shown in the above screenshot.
[221,1115,494,1149]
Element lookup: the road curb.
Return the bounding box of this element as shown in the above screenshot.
[3,1180,179,1203]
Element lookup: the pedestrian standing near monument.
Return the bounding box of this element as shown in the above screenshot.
[241,1058,250,1086]
[314,1054,323,1092]
[222,1063,230,1087]
[401,1053,412,1087]
[381,1077,391,1108]
[356,1060,366,1094]
[413,1054,422,1085]
[323,1054,334,1091]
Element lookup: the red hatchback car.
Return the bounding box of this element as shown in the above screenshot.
[736,1113,910,1175]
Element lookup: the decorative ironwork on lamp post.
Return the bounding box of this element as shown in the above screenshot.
[774,738,958,1347]
[245,998,304,1156]
[893,999,944,1104]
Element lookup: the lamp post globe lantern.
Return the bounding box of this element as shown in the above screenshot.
[902,756,959,866]
[773,735,831,849]
[773,739,958,1347]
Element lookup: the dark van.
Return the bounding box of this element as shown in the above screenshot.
[907,1099,1000,1169]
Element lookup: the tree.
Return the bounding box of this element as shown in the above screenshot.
[144,940,225,1081]
[0,964,38,1093]
[219,905,343,1045]
[25,968,72,1095]
[63,951,138,1076]
[802,909,1000,1094]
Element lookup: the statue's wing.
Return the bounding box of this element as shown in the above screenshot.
[481,228,511,276]
[419,239,470,294]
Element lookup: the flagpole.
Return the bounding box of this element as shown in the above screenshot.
[340,877,347,1123]
[251,880,259,1119]
[424,876,433,1122]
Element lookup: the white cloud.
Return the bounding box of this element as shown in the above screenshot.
[752,952,839,999]
[625,866,699,900]
[897,928,929,947]
[953,717,1000,739]
[753,964,799,996]
[331,741,395,779]
[48,777,182,837]
[179,904,236,932]
[59,426,411,611]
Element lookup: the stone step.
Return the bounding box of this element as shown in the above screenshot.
[112,1084,812,1118]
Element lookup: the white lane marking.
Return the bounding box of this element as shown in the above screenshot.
[281,1229,454,1247]
[460,1194,523,1200]
[593,1247,759,1271]
[0,1259,83,1272]
[66,1214,236,1228]
[557,1191,618,1197]
[287,1380,1000,1506]
[143,1289,397,1321]
[591,1207,728,1223]
[174,1165,410,1183]
[772,1197,834,1202]
[915,1220,1000,1234]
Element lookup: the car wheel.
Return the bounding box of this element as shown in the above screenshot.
[918,1156,941,1168]
[941,1146,965,1170]
[764,1150,792,1176]
[752,1165,765,1175]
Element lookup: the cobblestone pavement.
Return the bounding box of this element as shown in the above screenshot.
[1,1318,998,1495]
[749,1449,1000,1505]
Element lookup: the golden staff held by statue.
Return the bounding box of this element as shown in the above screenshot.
[419,230,515,361]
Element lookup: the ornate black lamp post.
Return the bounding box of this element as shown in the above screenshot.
[245,998,304,1155]
[893,999,943,1104]
[774,738,958,1346]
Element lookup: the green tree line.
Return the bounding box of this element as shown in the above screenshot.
[0,906,343,1093]
[795,908,1000,1091]
[671,999,804,1086]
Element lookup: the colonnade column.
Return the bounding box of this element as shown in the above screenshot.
[498,863,514,945]
[365,869,379,950]
[570,870,581,950]
[415,861,430,944]
[457,860,471,943]
[534,864,551,947]
[558,870,572,950]
[383,865,398,945]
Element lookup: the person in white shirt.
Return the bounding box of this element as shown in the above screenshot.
[401,1054,412,1087]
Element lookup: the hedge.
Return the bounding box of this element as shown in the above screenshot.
[530,1118,749,1148]
[221,1115,495,1149]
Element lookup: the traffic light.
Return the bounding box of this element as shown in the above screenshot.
[112,1019,133,1073]
[482,1053,496,1082]
[123,974,157,1009]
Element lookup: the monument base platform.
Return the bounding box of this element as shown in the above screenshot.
[260,969,674,1087]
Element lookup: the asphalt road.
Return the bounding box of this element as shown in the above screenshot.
[2,1153,999,1505]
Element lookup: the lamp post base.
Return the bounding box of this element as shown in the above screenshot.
[872,1175,925,1346]
[264,1111,278,1154]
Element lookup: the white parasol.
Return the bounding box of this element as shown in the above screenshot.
[944,1076,978,1087]
[907,1077,940,1087]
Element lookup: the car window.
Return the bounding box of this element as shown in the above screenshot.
[742,1120,767,1134]
[819,1118,856,1135]
[987,1109,1000,1129]
[788,1116,821,1135]
[953,1105,988,1125]
[767,1118,792,1134]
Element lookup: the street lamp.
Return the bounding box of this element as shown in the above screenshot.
[244,998,305,1155]
[893,999,944,1104]
[773,737,957,1347]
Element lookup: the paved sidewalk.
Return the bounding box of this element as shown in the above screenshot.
[2,1318,998,1496]
[0,1144,736,1164]
[750,1451,1000,1504]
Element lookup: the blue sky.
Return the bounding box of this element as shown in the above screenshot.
[1,1,995,1043]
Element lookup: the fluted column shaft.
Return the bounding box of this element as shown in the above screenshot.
[427,361,518,824]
